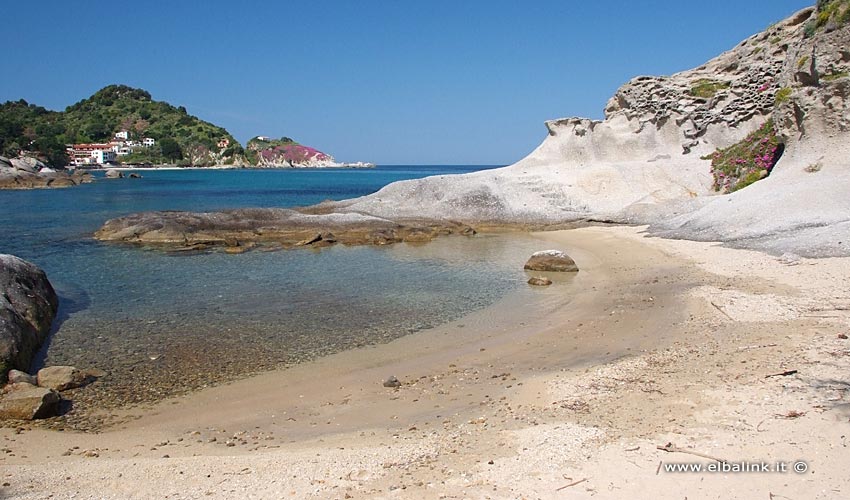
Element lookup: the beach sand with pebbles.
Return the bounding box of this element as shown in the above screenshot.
[2,226,849,499]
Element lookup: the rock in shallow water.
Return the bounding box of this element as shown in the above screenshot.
[37,366,91,391]
[7,369,36,385]
[524,250,578,272]
[527,276,553,286]
[94,208,477,252]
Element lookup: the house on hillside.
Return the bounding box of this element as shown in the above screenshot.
[143,137,156,147]
[217,138,230,149]
[110,141,133,156]
[115,130,129,140]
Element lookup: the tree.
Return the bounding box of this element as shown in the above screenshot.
[33,136,69,167]
[84,121,109,140]
[159,138,182,162]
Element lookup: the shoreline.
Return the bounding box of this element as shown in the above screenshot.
[2,226,848,499]
[89,164,375,171]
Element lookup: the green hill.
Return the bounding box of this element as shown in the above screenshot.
[0,85,243,167]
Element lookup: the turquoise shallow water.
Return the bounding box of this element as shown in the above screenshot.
[0,166,546,419]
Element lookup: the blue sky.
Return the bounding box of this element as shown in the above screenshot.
[2,1,813,164]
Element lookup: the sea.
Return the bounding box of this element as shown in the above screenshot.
[0,166,550,419]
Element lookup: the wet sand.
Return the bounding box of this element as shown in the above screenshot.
[2,226,848,499]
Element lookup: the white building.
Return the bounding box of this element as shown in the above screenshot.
[115,130,129,140]
[92,149,117,164]
[110,141,134,156]
[143,137,156,147]
[69,143,115,166]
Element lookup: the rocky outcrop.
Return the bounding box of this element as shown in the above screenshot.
[94,208,477,251]
[245,137,374,168]
[0,383,60,420]
[0,156,93,189]
[246,137,336,168]
[650,6,850,257]
[104,169,124,179]
[524,251,579,272]
[0,255,59,382]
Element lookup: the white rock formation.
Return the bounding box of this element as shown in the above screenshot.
[326,6,849,257]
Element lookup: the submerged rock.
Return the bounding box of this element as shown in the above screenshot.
[94,208,477,252]
[0,254,59,383]
[0,383,60,420]
[524,250,578,272]
[527,276,553,286]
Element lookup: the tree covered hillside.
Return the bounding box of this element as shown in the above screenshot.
[0,85,244,166]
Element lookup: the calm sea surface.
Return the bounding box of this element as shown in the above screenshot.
[0,166,547,419]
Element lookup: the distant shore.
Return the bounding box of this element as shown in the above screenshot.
[82,162,376,171]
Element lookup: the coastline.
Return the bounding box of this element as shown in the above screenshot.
[100,163,375,171]
[3,226,847,498]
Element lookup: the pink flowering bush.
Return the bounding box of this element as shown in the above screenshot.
[704,120,784,193]
[259,144,330,165]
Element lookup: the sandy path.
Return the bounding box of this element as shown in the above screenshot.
[2,226,848,499]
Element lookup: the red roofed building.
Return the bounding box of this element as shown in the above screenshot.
[68,143,118,166]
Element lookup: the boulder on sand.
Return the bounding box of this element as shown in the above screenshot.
[0,383,60,420]
[524,250,578,272]
[383,376,402,388]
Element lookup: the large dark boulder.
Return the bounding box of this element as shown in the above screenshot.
[0,255,58,383]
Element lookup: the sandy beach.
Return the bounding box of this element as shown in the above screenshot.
[2,226,847,499]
